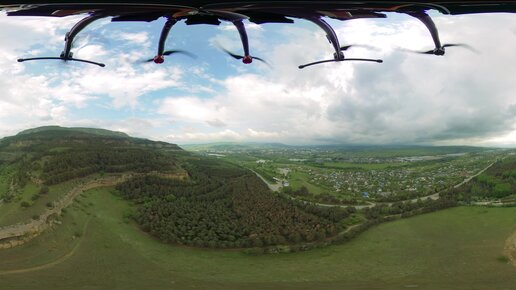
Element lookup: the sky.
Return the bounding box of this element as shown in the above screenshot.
[0,9,515,147]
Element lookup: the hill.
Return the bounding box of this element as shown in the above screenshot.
[0,126,181,151]
[0,126,353,250]
[16,126,130,138]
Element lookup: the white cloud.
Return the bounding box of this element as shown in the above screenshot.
[0,12,515,147]
[247,128,280,139]
[155,13,516,145]
[158,96,225,125]
[166,129,243,143]
[218,22,263,31]
[117,31,150,45]
[74,63,183,108]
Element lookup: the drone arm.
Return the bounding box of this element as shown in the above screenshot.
[306,17,343,60]
[232,20,250,58]
[408,12,442,49]
[63,13,106,59]
[157,17,177,55]
[206,10,254,63]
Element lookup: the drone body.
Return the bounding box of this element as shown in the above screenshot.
[4,1,516,68]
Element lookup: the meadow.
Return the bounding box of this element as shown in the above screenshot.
[0,187,514,290]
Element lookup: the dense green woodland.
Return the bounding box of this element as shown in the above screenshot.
[117,159,350,248]
[452,156,516,201]
[0,127,182,201]
[41,147,176,185]
[1,127,354,250]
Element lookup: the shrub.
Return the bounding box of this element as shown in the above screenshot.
[38,186,49,195]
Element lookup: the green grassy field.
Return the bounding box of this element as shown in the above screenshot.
[0,188,514,290]
[317,161,407,170]
[288,170,330,194]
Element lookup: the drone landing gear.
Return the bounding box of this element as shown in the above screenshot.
[299,17,382,69]
[408,12,471,56]
[18,13,106,67]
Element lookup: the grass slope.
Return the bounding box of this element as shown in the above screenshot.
[0,188,514,290]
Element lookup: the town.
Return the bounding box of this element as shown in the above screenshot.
[188,144,509,203]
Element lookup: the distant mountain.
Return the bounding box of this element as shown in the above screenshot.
[306,144,490,155]
[17,126,129,138]
[182,142,292,151]
[181,142,489,156]
[0,126,181,150]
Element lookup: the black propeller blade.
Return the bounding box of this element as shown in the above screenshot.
[340,44,375,51]
[219,46,268,65]
[145,50,196,63]
[163,50,196,58]
[405,43,477,55]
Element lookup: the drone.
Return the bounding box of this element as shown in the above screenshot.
[17,13,107,67]
[6,1,516,69]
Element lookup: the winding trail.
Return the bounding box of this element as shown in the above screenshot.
[250,169,282,192]
[0,217,92,275]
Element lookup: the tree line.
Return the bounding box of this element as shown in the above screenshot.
[116,159,352,249]
[41,146,176,185]
[451,157,516,201]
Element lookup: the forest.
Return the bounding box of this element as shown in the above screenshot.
[451,157,516,201]
[116,158,354,249]
[41,146,177,185]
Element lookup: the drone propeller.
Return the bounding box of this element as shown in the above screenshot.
[340,44,376,51]
[145,50,196,63]
[219,46,268,65]
[404,43,477,56]
[298,58,382,69]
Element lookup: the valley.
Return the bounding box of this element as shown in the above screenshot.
[0,127,514,289]
[0,188,514,290]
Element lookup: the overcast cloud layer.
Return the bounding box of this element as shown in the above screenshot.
[0,11,515,147]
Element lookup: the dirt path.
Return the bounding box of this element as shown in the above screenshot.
[0,217,92,275]
[251,170,282,192]
[503,230,516,267]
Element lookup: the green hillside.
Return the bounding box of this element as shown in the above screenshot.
[0,127,514,290]
[0,126,355,250]
[16,126,130,138]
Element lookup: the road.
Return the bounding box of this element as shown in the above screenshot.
[250,169,283,192]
